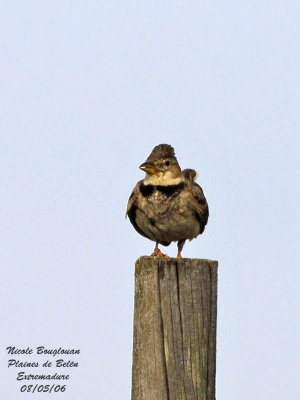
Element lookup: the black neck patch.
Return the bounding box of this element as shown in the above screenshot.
[140,183,155,197]
[140,182,184,197]
[157,182,185,196]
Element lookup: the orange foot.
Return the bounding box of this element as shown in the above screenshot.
[151,245,169,258]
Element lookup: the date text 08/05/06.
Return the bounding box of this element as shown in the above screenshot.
[20,385,66,393]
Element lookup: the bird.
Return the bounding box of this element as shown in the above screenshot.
[126,144,209,258]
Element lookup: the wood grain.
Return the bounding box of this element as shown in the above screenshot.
[132,257,218,400]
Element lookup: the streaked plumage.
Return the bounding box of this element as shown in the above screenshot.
[126,144,209,258]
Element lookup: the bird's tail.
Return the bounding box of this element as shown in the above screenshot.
[182,168,198,182]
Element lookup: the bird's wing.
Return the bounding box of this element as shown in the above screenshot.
[126,182,139,218]
[188,181,209,233]
[126,180,152,240]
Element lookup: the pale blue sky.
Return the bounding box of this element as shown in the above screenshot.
[1,1,299,399]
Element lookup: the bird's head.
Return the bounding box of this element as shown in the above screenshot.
[139,144,183,186]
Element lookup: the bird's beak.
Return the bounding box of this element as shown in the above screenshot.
[139,161,158,175]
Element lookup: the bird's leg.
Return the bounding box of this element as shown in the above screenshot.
[151,242,169,258]
[177,239,186,258]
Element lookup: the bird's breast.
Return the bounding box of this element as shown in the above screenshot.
[136,183,200,242]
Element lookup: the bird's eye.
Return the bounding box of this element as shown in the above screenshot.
[165,161,170,166]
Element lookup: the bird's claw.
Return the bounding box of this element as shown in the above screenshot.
[151,247,169,258]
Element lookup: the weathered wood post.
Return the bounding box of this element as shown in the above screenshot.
[131,257,218,400]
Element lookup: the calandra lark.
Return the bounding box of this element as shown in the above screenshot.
[126,144,209,258]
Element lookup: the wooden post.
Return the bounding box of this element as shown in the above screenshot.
[131,257,218,400]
